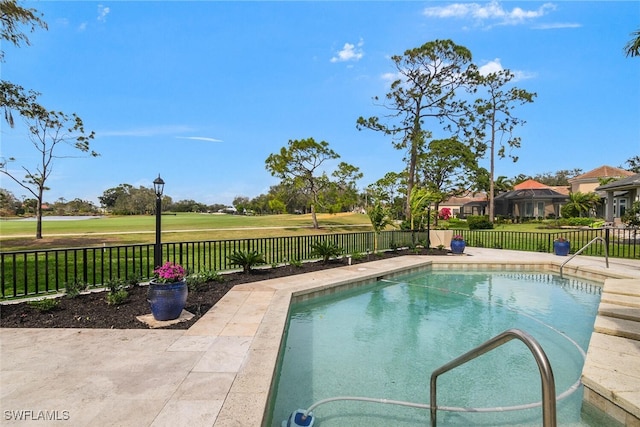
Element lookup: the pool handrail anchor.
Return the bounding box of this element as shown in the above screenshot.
[430,328,557,427]
[559,236,609,278]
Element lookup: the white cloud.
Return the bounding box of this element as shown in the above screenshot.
[97,5,110,22]
[478,58,504,75]
[478,58,536,81]
[78,22,88,32]
[423,1,556,27]
[532,22,581,30]
[176,136,223,143]
[381,72,401,82]
[330,39,364,63]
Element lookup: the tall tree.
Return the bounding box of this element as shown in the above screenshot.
[417,137,478,224]
[0,105,97,238]
[265,137,341,229]
[357,39,475,223]
[470,69,536,223]
[1,0,47,127]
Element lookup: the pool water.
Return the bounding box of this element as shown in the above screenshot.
[268,270,622,426]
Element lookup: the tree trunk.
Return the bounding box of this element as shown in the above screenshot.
[35,194,43,239]
[488,114,496,223]
[311,203,319,229]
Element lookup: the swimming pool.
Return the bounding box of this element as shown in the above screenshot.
[268,269,621,426]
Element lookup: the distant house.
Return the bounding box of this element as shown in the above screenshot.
[439,192,486,218]
[595,173,640,225]
[569,165,635,218]
[493,179,569,220]
[569,165,634,194]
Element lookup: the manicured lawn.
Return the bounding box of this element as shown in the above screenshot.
[0,212,373,251]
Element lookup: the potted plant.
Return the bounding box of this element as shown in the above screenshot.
[147,261,188,321]
[450,234,466,255]
[553,237,571,256]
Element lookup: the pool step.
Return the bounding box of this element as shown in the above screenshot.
[598,302,640,322]
[594,314,640,341]
[601,292,640,308]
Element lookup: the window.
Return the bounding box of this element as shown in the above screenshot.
[525,202,534,217]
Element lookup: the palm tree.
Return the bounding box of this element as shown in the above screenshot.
[564,192,601,217]
[367,201,395,252]
[625,28,640,57]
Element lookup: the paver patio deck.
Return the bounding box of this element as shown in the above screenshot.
[1,248,639,426]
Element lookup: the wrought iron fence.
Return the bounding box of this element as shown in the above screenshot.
[1,227,637,299]
[0,230,424,299]
[452,227,639,259]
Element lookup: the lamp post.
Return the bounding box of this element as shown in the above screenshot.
[153,174,165,268]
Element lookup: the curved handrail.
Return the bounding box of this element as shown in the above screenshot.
[560,236,609,278]
[430,328,556,427]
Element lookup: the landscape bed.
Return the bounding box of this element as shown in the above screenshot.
[0,249,446,329]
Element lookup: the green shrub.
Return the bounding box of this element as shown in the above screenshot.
[185,270,222,291]
[467,215,494,230]
[289,258,303,268]
[28,298,60,312]
[106,289,129,305]
[310,240,343,263]
[126,274,141,287]
[104,278,129,305]
[350,252,365,261]
[64,278,88,298]
[227,250,266,273]
[565,217,596,227]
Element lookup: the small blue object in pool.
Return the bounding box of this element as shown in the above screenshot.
[282,409,314,427]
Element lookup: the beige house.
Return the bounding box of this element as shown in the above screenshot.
[569,165,634,194]
[570,165,635,219]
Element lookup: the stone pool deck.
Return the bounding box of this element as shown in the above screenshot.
[1,248,639,426]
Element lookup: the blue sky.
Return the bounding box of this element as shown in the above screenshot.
[1,1,639,206]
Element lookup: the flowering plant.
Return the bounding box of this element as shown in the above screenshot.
[555,236,568,242]
[452,235,465,241]
[153,262,186,283]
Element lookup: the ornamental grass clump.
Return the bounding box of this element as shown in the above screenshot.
[153,262,186,283]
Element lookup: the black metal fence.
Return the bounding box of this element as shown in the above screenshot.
[1,228,638,299]
[0,230,424,299]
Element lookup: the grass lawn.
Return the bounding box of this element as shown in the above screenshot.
[0,212,374,251]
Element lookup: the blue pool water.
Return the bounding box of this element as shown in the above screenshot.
[268,270,620,426]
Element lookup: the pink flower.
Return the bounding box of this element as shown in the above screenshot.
[153,262,185,283]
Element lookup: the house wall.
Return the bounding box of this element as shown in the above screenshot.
[571,180,600,194]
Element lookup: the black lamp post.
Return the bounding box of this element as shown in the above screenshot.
[153,174,165,268]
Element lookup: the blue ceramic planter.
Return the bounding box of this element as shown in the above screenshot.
[554,240,570,256]
[147,279,188,321]
[450,239,466,254]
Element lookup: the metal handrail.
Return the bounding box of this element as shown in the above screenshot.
[560,236,609,278]
[430,328,556,427]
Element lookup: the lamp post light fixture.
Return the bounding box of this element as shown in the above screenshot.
[153,174,165,268]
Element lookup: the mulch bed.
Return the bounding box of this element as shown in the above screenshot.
[0,249,448,330]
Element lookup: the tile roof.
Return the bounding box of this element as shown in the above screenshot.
[513,179,549,190]
[571,165,634,181]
